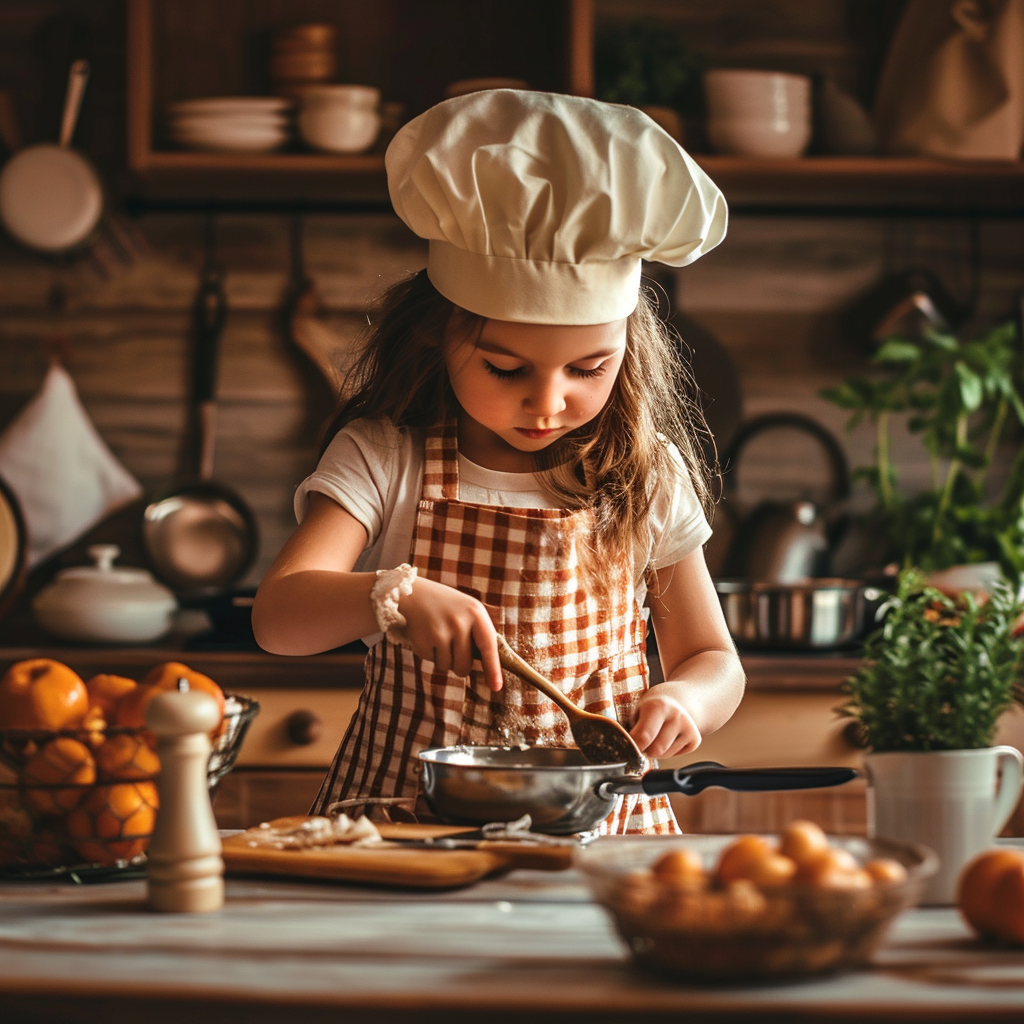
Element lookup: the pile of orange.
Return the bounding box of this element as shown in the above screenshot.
[0,659,224,868]
[958,848,1024,944]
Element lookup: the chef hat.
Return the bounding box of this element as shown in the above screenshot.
[386,89,727,325]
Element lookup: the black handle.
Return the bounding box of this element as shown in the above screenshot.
[611,761,859,797]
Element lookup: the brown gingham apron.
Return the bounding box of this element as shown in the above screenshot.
[311,418,679,834]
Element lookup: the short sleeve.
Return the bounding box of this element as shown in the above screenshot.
[646,442,712,572]
[293,418,408,546]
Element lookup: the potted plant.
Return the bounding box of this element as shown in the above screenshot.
[839,568,1024,904]
[594,21,705,144]
[820,319,1024,587]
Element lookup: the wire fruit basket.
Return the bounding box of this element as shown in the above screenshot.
[0,694,258,879]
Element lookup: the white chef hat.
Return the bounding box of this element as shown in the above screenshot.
[386,89,727,325]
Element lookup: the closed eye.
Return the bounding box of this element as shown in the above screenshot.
[483,361,526,380]
[568,364,607,379]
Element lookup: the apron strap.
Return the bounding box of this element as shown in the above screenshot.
[422,419,459,501]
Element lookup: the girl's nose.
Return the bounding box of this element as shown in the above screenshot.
[524,377,566,418]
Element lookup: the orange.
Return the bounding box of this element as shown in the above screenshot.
[95,733,161,781]
[65,781,158,866]
[714,834,777,884]
[18,737,96,815]
[84,674,138,721]
[116,661,224,739]
[0,659,88,730]
[958,848,1024,941]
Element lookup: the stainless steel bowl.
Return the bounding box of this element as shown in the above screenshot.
[715,578,878,649]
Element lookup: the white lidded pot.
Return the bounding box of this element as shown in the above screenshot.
[32,543,178,644]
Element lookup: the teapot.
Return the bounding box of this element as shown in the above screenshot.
[718,413,851,584]
[32,543,178,643]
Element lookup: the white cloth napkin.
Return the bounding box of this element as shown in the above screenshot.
[0,362,142,567]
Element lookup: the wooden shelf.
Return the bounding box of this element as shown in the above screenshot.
[124,0,1024,213]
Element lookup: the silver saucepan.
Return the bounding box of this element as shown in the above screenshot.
[419,746,858,835]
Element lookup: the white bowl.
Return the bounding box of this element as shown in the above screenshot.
[707,115,811,158]
[169,122,290,153]
[704,70,811,119]
[169,113,290,131]
[298,84,381,110]
[297,105,380,153]
[167,96,291,117]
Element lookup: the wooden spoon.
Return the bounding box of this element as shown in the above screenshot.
[495,635,646,774]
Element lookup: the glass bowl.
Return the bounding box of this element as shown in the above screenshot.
[0,693,258,879]
[577,833,937,983]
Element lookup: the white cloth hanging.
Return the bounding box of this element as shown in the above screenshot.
[0,362,142,567]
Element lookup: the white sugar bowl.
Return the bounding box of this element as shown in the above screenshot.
[32,544,178,644]
[297,84,381,153]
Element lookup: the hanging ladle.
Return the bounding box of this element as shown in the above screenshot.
[495,635,647,774]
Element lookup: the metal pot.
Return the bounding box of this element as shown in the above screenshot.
[419,746,857,835]
[715,577,880,649]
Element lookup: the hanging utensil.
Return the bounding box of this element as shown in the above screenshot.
[0,59,103,254]
[142,217,258,595]
[284,214,348,394]
[496,635,646,773]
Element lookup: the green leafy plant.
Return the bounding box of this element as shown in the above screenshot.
[820,321,1024,583]
[595,21,704,112]
[839,568,1024,752]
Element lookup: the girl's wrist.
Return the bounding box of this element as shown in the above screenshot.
[370,563,418,643]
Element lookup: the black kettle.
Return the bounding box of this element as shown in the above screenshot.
[717,413,851,583]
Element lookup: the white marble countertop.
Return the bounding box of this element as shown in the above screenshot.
[1,865,1023,1024]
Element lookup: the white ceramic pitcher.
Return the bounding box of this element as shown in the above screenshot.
[866,747,1024,905]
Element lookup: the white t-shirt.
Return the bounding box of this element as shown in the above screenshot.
[295,418,711,638]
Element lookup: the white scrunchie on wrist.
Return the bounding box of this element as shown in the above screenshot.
[370,563,418,644]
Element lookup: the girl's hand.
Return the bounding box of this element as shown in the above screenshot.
[399,577,503,692]
[630,689,702,758]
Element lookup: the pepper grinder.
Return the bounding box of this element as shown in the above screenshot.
[145,681,224,913]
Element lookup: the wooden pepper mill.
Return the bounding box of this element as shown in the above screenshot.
[145,680,224,913]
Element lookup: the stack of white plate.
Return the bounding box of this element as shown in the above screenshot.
[166,97,292,153]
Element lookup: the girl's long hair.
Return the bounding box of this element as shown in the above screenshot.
[323,270,716,591]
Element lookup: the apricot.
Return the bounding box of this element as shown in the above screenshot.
[18,737,96,815]
[958,848,1024,942]
[651,847,707,887]
[780,819,829,866]
[714,834,777,884]
[0,659,88,730]
[795,845,862,888]
[66,781,158,866]
[865,858,908,885]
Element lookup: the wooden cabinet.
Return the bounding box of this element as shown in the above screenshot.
[125,0,1024,211]
[126,0,593,204]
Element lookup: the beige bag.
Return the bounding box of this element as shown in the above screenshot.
[874,0,1024,160]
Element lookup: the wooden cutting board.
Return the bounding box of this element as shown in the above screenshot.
[222,819,574,889]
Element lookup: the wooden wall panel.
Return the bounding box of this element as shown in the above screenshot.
[0,209,1022,586]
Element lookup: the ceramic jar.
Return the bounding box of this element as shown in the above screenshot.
[32,543,178,644]
[866,747,1024,905]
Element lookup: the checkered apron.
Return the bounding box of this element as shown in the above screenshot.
[311,419,679,834]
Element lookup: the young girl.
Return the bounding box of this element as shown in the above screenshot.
[252,89,745,833]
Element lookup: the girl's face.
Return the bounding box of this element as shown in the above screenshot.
[445,317,627,472]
